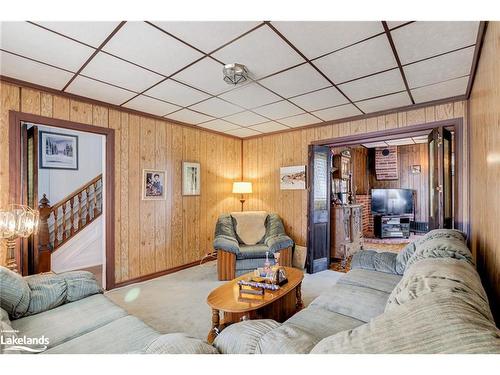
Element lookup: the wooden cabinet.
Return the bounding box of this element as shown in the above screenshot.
[330,204,363,259]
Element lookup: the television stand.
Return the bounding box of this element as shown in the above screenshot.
[374,215,411,239]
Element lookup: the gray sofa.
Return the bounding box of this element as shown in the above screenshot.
[212,229,500,354]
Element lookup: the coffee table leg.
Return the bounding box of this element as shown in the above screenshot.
[207,308,220,344]
[296,282,304,310]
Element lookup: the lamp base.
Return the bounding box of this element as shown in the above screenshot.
[5,237,18,273]
[239,198,246,212]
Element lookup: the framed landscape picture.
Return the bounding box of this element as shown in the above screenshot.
[182,162,200,196]
[39,131,78,170]
[280,165,306,190]
[142,169,166,200]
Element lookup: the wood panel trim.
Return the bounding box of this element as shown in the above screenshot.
[466,21,488,99]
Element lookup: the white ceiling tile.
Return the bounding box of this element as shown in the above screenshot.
[212,25,305,79]
[223,111,268,126]
[404,46,474,88]
[165,109,213,124]
[248,122,289,133]
[386,138,415,146]
[386,21,410,29]
[259,64,330,98]
[338,69,405,101]
[411,76,469,103]
[253,100,304,120]
[391,21,479,64]
[0,51,74,90]
[314,34,397,83]
[123,95,181,116]
[218,83,281,109]
[198,119,241,132]
[312,104,362,121]
[272,21,384,59]
[278,113,321,128]
[412,135,429,143]
[81,52,163,92]
[102,21,203,76]
[151,21,260,53]
[0,21,94,71]
[356,91,411,113]
[289,86,348,112]
[145,79,210,107]
[189,97,241,117]
[174,57,230,95]
[66,76,136,105]
[34,21,120,48]
[225,127,261,138]
[362,141,389,148]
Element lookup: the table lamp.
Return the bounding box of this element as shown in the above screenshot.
[0,204,39,272]
[232,182,252,211]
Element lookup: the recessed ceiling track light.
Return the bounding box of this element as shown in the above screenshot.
[223,63,249,85]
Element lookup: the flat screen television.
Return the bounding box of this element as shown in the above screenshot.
[371,188,414,216]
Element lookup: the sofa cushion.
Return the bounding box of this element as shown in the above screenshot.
[231,211,267,245]
[11,294,127,349]
[337,269,402,294]
[264,213,294,252]
[311,291,500,354]
[395,242,416,274]
[237,244,270,259]
[0,266,31,319]
[0,307,19,354]
[256,324,319,354]
[213,214,240,254]
[143,333,218,354]
[311,283,389,322]
[405,236,472,270]
[351,250,398,275]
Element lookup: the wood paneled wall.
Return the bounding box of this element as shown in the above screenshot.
[469,21,500,322]
[369,143,429,222]
[0,82,242,284]
[242,100,468,248]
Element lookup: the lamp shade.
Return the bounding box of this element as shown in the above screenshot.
[232,182,252,194]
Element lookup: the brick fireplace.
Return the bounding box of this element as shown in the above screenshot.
[356,194,374,238]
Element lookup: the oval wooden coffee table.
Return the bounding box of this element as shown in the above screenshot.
[206,266,304,343]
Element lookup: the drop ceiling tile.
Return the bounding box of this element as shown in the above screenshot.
[338,69,405,101]
[212,25,305,79]
[404,46,474,88]
[165,109,213,124]
[34,21,120,48]
[391,21,479,64]
[412,135,429,143]
[312,103,362,121]
[218,83,281,109]
[363,141,389,148]
[174,57,231,95]
[259,64,330,98]
[253,100,304,120]
[0,21,94,71]
[81,52,163,92]
[278,113,321,128]
[0,51,74,90]
[66,76,136,105]
[198,119,241,132]
[248,122,289,133]
[151,21,260,53]
[356,91,411,113]
[123,95,181,116]
[411,76,469,103]
[189,97,241,117]
[102,21,203,76]
[145,79,210,107]
[223,111,268,126]
[272,21,384,59]
[289,86,348,112]
[225,127,261,138]
[386,138,415,146]
[314,34,397,83]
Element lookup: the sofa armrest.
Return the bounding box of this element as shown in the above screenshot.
[142,333,219,354]
[265,235,294,253]
[213,235,240,255]
[351,250,399,275]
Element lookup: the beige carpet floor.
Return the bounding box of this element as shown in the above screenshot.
[106,261,343,340]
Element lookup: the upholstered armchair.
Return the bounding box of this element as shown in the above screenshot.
[213,212,294,281]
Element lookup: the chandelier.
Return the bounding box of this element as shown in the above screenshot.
[223,63,249,85]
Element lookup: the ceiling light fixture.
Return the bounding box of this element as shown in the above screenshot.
[223,63,249,85]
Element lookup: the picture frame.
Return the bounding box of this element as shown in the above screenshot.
[39,131,79,170]
[182,162,201,196]
[280,165,306,190]
[142,169,166,200]
[411,165,422,174]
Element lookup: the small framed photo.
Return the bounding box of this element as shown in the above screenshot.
[411,165,421,174]
[182,162,200,196]
[142,169,166,200]
[39,131,78,170]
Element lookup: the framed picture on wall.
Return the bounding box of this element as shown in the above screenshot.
[182,162,201,196]
[280,165,306,190]
[142,169,166,200]
[39,131,79,170]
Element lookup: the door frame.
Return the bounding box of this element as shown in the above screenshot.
[310,117,466,237]
[9,111,116,289]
